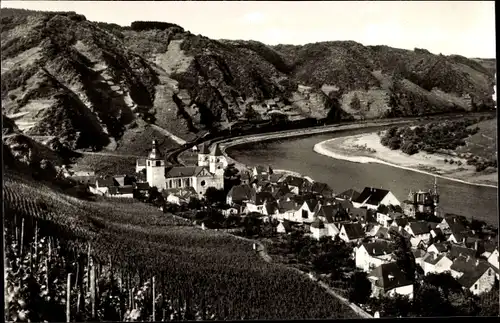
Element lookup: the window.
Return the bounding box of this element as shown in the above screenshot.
[147,161,150,166]
[302,210,308,219]
[201,180,206,187]
[156,161,161,166]
[488,269,491,276]
[474,284,478,290]
[178,179,182,187]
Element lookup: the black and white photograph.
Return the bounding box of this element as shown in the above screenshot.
[2,0,498,321]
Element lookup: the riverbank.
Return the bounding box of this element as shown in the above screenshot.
[314,132,498,188]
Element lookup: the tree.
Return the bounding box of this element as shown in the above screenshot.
[388,136,402,150]
[401,142,419,155]
[379,295,412,318]
[347,271,372,304]
[390,231,416,282]
[204,187,225,205]
[244,105,259,121]
[423,272,463,299]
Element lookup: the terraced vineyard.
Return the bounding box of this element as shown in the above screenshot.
[4,173,357,321]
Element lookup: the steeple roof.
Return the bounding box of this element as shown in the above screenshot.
[211,143,223,156]
[148,140,162,160]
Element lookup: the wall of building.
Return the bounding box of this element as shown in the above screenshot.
[381,192,401,206]
[470,268,496,295]
[387,284,414,299]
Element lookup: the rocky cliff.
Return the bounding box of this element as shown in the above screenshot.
[1,8,496,157]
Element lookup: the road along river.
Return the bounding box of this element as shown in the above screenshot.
[225,125,498,226]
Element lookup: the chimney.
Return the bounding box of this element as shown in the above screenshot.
[466,255,470,262]
[474,240,479,251]
[475,259,479,267]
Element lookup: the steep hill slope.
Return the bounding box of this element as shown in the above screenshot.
[1,8,496,158]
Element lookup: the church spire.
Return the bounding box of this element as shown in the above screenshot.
[148,140,162,160]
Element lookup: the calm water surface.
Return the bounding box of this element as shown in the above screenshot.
[227,128,499,225]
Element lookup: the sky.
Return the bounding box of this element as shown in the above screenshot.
[1,1,496,58]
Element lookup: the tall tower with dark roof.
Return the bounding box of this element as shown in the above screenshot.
[433,176,439,217]
[209,143,226,174]
[198,143,210,167]
[146,140,166,190]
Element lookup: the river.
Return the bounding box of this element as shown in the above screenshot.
[226,126,499,226]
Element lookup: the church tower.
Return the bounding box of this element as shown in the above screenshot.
[433,176,440,217]
[146,140,166,190]
[209,143,226,174]
[198,143,210,167]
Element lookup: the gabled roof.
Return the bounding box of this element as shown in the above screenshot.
[342,223,365,240]
[353,187,391,206]
[337,189,361,201]
[253,165,267,174]
[264,201,279,214]
[284,175,305,188]
[408,221,431,236]
[311,182,333,195]
[350,207,368,221]
[311,218,325,229]
[250,191,274,205]
[96,177,115,188]
[392,217,409,228]
[374,226,391,239]
[117,185,134,195]
[429,242,450,253]
[422,252,448,265]
[114,175,126,186]
[165,166,210,178]
[368,262,413,291]
[362,241,393,257]
[134,182,150,190]
[335,199,354,210]
[412,249,426,259]
[458,263,492,289]
[278,200,299,212]
[450,255,479,273]
[228,184,254,201]
[448,222,469,241]
[269,173,284,183]
[304,199,319,211]
[448,245,477,260]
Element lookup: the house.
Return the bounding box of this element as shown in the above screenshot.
[339,223,365,243]
[240,171,252,185]
[450,255,480,279]
[245,191,275,214]
[437,214,468,235]
[404,221,432,248]
[310,218,328,240]
[372,226,391,240]
[262,200,279,216]
[421,252,454,275]
[108,185,134,198]
[314,204,350,223]
[269,173,284,183]
[70,175,98,186]
[377,210,404,227]
[252,165,269,177]
[275,200,299,221]
[277,220,293,234]
[458,260,495,295]
[310,181,334,198]
[226,184,254,206]
[427,242,451,255]
[355,241,394,272]
[133,182,150,197]
[349,207,369,224]
[447,222,472,244]
[165,187,198,205]
[352,187,400,210]
[368,262,414,299]
[487,248,499,275]
[293,199,319,223]
[91,177,116,195]
[390,217,410,230]
[447,245,477,261]
[336,189,361,201]
[283,175,308,194]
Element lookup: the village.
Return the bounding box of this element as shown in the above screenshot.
[66,139,500,313]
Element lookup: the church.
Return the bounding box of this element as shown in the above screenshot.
[136,140,227,198]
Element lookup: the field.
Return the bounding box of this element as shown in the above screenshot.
[456,118,497,160]
[3,173,356,320]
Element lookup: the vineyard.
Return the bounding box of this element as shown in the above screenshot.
[3,173,356,321]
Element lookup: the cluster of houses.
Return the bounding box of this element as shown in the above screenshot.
[68,140,499,301]
[222,166,499,300]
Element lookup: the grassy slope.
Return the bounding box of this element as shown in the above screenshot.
[3,173,357,319]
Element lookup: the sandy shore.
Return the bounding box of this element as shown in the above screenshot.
[314,132,498,188]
